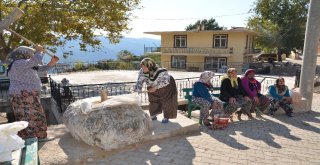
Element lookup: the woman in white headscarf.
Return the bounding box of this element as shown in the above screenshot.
[192,71,223,128]
[7,45,59,139]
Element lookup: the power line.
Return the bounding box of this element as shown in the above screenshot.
[134,12,251,21]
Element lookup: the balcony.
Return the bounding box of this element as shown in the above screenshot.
[144,47,233,55]
[244,48,262,55]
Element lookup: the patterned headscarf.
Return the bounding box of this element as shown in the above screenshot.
[198,71,215,87]
[244,69,255,77]
[6,46,35,62]
[140,58,158,72]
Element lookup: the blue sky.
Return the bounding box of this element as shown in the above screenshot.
[124,0,257,39]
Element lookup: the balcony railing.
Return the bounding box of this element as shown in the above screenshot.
[144,47,233,55]
[244,48,262,54]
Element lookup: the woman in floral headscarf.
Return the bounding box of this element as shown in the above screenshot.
[7,45,59,139]
[241,69,269,118]
[192,71,223,127]
[134,58,177,123]
[267,77,293,117]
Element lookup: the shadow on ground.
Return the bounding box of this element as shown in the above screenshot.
[202,114,302,150]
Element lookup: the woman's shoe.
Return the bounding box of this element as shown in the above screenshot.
[161,118,169,123]
[247,113,255,120]
[151,116,157,120]
[286,112,293,117]
[236,111,242,121]
[203,120,212,127]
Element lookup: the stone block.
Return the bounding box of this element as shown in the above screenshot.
[63,95,152,150]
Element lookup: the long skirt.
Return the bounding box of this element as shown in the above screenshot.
[148,76,177,119]
[250,94,270,113]
[9,90,47,139]
[269,98,293,114]
[224,96,252,115]
[192,96,223,120]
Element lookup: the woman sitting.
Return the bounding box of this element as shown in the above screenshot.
[267,77,293,117]
[192,71,223,128]
[220,68,252,121]
[241,69,269,118]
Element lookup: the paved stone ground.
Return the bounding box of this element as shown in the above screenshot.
[36,93,320,165]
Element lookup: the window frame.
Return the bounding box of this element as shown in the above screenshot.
[174,35,187,48]
[204,57,227,70]
[213,34,228,48]
[171,55,187,69]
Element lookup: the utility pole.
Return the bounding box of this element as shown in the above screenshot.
[299,0,320,110]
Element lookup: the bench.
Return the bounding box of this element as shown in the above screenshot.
[4,137,39,165]
[182,87,221,125]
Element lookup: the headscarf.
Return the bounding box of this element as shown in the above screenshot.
[6,46,36,76]
[244,69,260,91]
[221,68,238,88]
[6,46,35,62]
[197,71,215,88]
[275,77,287,95]
[244,69,255,78]
[140,58,158,73]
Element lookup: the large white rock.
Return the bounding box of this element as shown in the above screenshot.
[63,94,152,150]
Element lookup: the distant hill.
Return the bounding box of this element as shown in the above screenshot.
[44,37,160,63]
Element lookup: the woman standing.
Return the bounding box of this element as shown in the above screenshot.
[267,77,293,117]
[220,68,252,121]
[134,58,177,123]
[192,71,223,127]
[241,69,269,118]
[7,45,59,139]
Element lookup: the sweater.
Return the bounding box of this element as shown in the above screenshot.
[268,85,290,100]
[241,77,261,98]
[192,82,213,104]
[219,77,248,102]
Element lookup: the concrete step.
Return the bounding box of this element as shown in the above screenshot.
[142,113,199,142]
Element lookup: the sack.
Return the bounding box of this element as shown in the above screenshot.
[0,121,28,162]
[289,89,302,104]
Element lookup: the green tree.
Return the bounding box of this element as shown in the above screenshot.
[185,18,223,31]
[0,0,140,61]
[247,0,309,59]
[117,50,135,62]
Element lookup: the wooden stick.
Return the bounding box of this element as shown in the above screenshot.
[0,8,24,31]
[7,29,56,57]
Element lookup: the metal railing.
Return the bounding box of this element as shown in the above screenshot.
[49,75,276,113]
[144,47,233,55]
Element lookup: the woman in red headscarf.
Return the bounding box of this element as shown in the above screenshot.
[241,69,269,118]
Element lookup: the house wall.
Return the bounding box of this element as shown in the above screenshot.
[159,31,254,71]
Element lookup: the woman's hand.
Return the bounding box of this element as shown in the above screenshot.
[48,56,59,67]
[244,96,250,102]
[148,87,157,93]
[212,101,222,109]
[34,45,44,52]
[229,97,236,104]
[253,96,259,103]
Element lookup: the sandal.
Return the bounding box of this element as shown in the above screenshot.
[203,121,212,127]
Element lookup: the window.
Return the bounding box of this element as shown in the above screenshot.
[213,35,228,48]
[174,35,187,48]
[204,57,227,70]
[171,56,186,69]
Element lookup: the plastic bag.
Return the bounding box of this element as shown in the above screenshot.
[289,89,302,104]
[0,121,28,162]
[79,93,143,114]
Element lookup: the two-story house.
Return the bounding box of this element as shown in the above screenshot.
[144,27,260,73]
